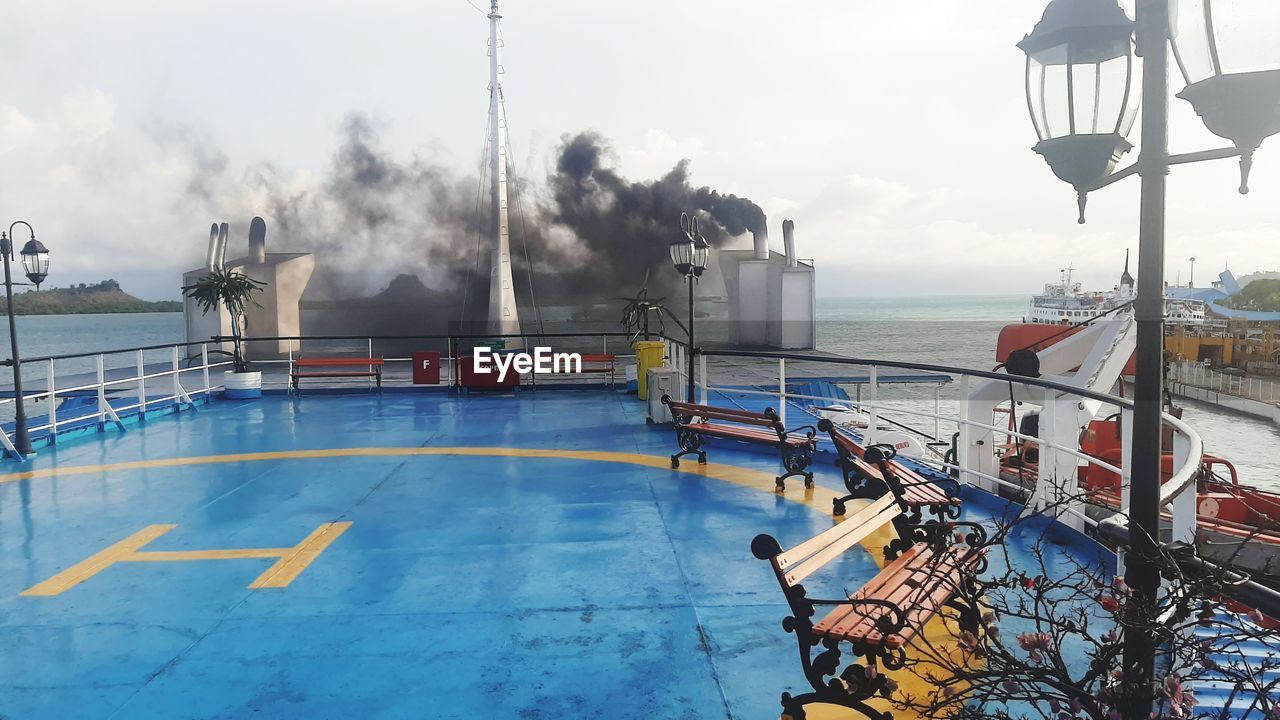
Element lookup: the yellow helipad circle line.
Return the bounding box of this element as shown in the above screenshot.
[0,446,840,513]
[0,446,938,718]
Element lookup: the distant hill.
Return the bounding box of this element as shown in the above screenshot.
[1221,278,1280,313]
[0,280,182,315]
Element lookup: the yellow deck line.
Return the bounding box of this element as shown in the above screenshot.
[20,524,178,597]
[4,446,957,717]
[249,522,353,589]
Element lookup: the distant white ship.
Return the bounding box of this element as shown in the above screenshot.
[1027,256,1205,326]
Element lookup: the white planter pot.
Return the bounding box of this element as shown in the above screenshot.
[224,370,262,399]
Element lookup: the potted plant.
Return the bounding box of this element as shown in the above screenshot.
[182,267,267,398]
[619,272,686,399]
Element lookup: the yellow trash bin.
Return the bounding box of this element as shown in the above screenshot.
[633,341,667,400]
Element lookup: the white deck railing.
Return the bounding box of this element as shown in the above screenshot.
[0,343,231,458]
[684,347,1204,546]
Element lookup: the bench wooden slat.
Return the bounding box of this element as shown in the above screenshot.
[667,400,762,417]
[811,543,928,637]
[666,401,777,428]
[827,546,956,642]
[296,357,385,367]
[291,371,379,378]
[903,483,959,507]
[692,423,810,447]
[775,494,898,572]
[856,548,981,648]
[781,498,901,587]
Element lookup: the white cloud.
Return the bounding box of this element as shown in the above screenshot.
[616,129,706,180]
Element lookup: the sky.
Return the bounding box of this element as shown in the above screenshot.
[1,0,1277,301]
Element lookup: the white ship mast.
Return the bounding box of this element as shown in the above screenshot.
[487,0,520,339]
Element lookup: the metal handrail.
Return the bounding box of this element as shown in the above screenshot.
[693,348,1204,532]
[699,348,1136,409]
[6,331,662,367]
[0,342,226,456]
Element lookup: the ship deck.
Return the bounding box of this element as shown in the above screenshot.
[0,389,1107,719]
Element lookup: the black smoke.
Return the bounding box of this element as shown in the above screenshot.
[237,115,768,329]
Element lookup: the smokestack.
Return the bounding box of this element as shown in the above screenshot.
[216,222,229,268]
[205,223,219,270]
[783,219,798,268]
[249,216,267,264]
[752,225,769,260]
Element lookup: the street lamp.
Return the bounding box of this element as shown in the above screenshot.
[1019,2,1276,718]
[1189,256,1196,287]
[1172,0,1280,194]
[1018,0,1139,224]
[671,212,709,402]
[1,221,50,458]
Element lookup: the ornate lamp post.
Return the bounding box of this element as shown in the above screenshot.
[670,212,710,402]
[2,221,51,458]
[1020,2,1277,718]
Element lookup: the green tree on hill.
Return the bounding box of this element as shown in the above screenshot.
[1223,279,1280,312]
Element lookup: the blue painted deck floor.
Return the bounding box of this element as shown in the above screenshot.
[0,390,1099,719]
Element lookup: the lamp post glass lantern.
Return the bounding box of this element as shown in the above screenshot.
[1,221,48,458]
[1172,0,1280,192]
[672,212,709,402]
[1019,0,1140,222]
[20,238,50,289]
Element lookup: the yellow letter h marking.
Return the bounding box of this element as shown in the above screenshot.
[20,522,352,597]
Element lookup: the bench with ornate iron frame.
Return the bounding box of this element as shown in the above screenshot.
[661,396,817,491]
[751,445,987,720]
[820,418,962,521]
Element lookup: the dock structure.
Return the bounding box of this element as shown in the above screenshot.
[1168,359,1280,424]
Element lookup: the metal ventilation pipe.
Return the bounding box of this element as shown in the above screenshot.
[205,223,220,270]
[783,219,798,268]
[751,228,769,260]
[216,223,229,269]
[248,216,267,264]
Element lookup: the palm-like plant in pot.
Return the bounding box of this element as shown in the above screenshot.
[619,272,686,342]
[182,268,266,396]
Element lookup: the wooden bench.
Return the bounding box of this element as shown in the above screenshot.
[820,418,962,520]
[752,490,987,720]
[291,357,384,392]
[532,353,617,388]
[661,396,817,491]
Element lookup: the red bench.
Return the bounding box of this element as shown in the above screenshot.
[531,353,617,388]
[661,396,817,491]
[752,491,987,720]
[820,418,962,520]
[291,357,384,392]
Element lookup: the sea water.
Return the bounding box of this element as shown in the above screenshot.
[1,306,1276,490]
[817,296,1280,492]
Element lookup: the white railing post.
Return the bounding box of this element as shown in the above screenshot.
[698,353,707,405]
[172,345,181,402]
[136,349,147,419]
[202,344,211,394]
[933,384,941,442]
[1118,406,1135,576]
[866,365,880,445]
[96,354,123,429]
[778,358,787,426]
[676,345,686,396]
[47,358,57,437]
[1170,427,1196,545]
